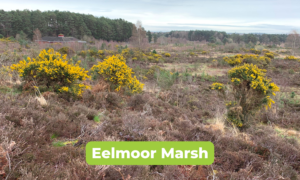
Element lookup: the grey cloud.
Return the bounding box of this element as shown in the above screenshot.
[2,0,300,33]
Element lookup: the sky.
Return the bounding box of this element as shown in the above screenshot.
[1,0,299,34]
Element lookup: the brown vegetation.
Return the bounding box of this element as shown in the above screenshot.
[0,37,300,179]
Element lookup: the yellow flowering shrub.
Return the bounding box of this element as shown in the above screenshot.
[210,82,226,97]
[147,56,155,61]
[97,51,104,59]
[201,51,209,55]
[105,50,115,56]
[164,53,171,57]
[153,53,162,58]
[0,65,12,81]
[146,65,161,79]
[227,64,280,127]
[0,37,15,42]
[98,50,104,55]
[88,49,98,57]
[189,52,195,56]
[264,53,274,59]
[132,50,144,60]
[262,49,270,54]
[10,48,90,96]
[250,48,261,55]
[223,55,243,66]
[58,47,74,55]
[127,76,144,94]
[241,48,249,52]
[224,54,271,67]
[145,53,162,62]
[284,56,298,60]
[121,48,130,59]
[79,50,87,58]
[225,100,243,127]
[91,55,143,93]
[210,82,225,91]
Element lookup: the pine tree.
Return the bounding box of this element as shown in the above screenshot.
[147,30,152,43]
[0,10,134,41]
[153,33,158,43]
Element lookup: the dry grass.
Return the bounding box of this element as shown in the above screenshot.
[157,63,229,76]
[0,40,300,179]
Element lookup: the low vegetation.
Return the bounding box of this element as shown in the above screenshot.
[1,35,300,179]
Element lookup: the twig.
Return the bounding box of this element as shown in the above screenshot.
[5,160,23,180]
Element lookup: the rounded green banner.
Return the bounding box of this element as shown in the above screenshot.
[86,141,214,165]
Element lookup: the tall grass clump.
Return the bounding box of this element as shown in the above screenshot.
[155,70,179,90]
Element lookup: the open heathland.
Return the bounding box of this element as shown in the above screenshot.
[0,37,300,180]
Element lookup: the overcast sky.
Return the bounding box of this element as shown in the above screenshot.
[1,0,299,34]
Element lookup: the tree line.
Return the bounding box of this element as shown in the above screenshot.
[165,30,288,45]
[0,10,133,41]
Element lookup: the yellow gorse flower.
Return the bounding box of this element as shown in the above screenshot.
[164,53,171,57]
[10,48,90,96]
[91,54,144,93]
[211,82,225,91]
[224,53,272,66]
[284,56,298,60]
[229,63,280,109]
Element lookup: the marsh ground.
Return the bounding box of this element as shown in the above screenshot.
[0,40,300,179]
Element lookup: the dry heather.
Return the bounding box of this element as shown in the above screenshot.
[0,41,300,179]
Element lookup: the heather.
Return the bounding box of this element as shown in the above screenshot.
[1,34,300,180]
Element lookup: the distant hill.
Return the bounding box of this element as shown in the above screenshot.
[0,10,134,41]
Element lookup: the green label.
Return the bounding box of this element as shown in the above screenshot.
[86,141,214,165]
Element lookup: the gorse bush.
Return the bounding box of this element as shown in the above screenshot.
[79,50,87,58]
[224,54,271,67]
[91,55,144,93]
[88,49,98,57]
[10,48,90,96]
[121,48,130,59]
[210,82,226,97]
[262,49,270,54]
[127,76,144,94]
[211,63,280,127]
[250,48,261,55]
[189,52,195,56]
[58,47,75,55]
[223,55,243,66]
[211,82,225,91]
[262,49,278,59]
[91,55,131,90]
[264,53,274,59]
[228,64,279,126]
[149,53,162,62]
[0,37,15,42]
[146,65,161,79]
[284,56,298,60]
[164,53,171,57]
[201,51,209,55]
[78,49,115,59]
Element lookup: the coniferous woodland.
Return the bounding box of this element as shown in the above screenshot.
[0,10,133,41]
[164,30,288,45]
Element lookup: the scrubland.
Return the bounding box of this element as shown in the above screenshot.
[0,39,300,180]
